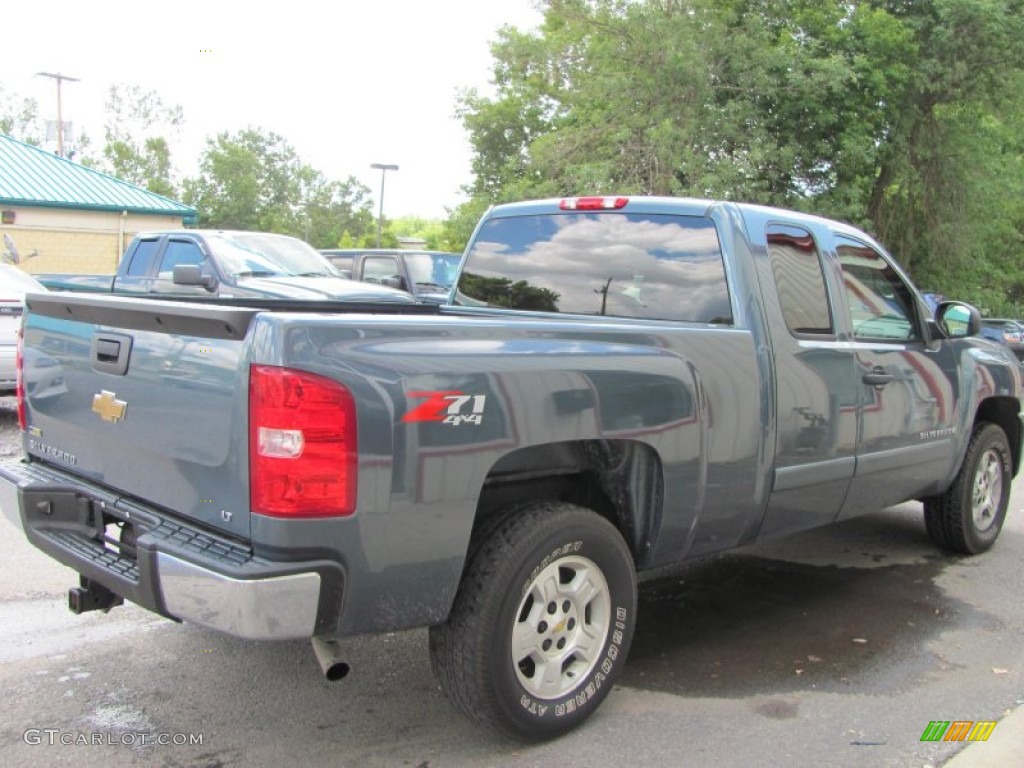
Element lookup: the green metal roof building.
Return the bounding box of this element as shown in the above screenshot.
[0,133,196,273]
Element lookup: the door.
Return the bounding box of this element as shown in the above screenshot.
[113,237,161,294]
[834,237,958,517]
[759,223,859,539]
[151,237,213,296]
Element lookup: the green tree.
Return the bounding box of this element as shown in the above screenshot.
[101,84,184,197]
[444,198,491,253]
[459,273,560,311]
[860,0,1024,288]
[300,169,377,249]
[358,229,400,248]
[183,128,376,246]
[458,1,715,202]
[0,86,41,144]
[184,128,308,232]
[391,215,461,251]
[455,0,1024,313]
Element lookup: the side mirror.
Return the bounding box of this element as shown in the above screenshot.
[935,301,981,338]
[381,276,406,291]
[173,264,216,291]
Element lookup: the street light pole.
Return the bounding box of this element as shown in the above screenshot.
[370,163,399,248]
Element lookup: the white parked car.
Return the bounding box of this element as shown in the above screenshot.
[0,264,47,395]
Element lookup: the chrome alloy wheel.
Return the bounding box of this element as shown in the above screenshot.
[972,447,1004,532]
[511,555,611,700]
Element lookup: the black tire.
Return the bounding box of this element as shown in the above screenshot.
[429,501,637,741]
[924,422,1012,554]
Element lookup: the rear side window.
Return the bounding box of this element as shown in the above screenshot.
[457,212,732,324]
[363,256,401,283]
[325,254,354,275]
[766,224,833,335]
[125,239,159,277]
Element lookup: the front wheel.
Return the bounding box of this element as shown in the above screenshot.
[924,422,1012,554]
[429,501,637,741]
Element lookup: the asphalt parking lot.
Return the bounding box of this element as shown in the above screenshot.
[1,394,1022,767]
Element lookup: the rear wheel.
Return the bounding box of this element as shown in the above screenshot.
[924,422,1012,554]
[429,501,636,741]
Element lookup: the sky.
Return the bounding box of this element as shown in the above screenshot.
[0,1,543,219]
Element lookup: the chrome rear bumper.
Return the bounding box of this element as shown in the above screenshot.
[0,458,337,641]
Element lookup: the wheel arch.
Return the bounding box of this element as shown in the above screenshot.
[470,439,664,566]
[975,396,1022,477]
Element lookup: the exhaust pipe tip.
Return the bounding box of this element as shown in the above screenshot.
[311,636,350,682]
[324,661,351,682]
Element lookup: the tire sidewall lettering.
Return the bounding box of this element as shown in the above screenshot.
[508,533,634,725]
[967,432,1010,546]
[434,502,637,739]
[517,602,629,719]
[522,540,584,596]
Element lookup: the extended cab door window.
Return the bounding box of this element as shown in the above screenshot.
[766,224,833,336]
[124,239,159,277]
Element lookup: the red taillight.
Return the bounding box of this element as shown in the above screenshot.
[560,196,629,211]
[15,326,26,431]
[249,365,357,518]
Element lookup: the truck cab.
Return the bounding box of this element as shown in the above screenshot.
[39,230,419,303]
[319,248,462,303]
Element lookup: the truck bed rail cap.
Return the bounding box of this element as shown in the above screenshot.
[25,292,259,340]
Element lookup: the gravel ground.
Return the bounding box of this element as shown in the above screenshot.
[0,396,18,457]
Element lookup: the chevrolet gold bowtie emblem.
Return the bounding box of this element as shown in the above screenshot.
[92,390,127,423]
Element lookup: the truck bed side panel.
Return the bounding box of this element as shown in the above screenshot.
[245,313,763,634]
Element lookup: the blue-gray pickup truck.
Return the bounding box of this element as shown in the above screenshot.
[37,229,416,303]
[1,196,1021,741]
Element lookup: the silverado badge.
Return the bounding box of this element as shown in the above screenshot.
[92,390,127,423]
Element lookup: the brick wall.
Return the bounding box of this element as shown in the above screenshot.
[0,207,185,274]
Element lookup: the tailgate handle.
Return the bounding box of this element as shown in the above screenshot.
[91,333,133,376]
[95,339,120,361]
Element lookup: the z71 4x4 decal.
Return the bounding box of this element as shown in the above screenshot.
[402,391,487,426]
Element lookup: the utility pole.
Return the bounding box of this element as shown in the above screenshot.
[595,277,613,315]
[370,163,399,248]
[36,72,80,158]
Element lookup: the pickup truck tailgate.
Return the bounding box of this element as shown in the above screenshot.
[20,294,256,538]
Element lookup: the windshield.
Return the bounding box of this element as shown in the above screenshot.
[404,252,462,288]
[208,233,341,278]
